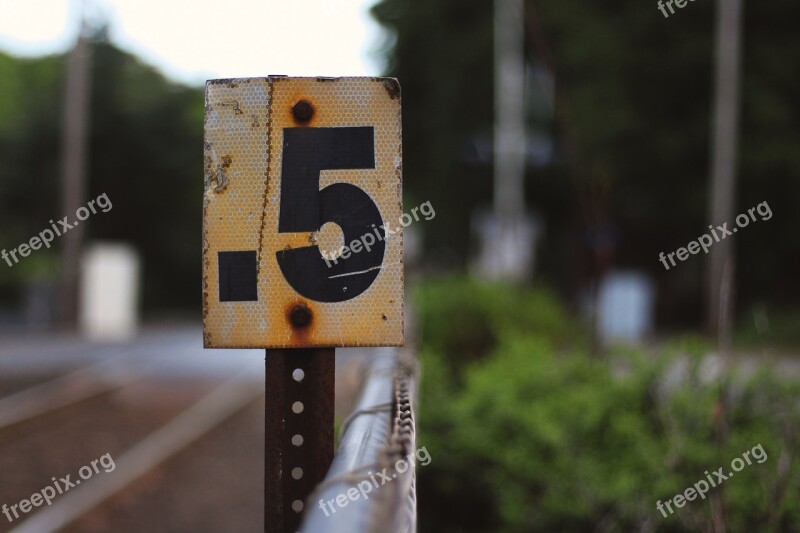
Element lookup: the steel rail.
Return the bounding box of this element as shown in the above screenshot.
[10,369,263,533]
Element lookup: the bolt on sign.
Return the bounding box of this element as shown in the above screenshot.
[203,76,403,348]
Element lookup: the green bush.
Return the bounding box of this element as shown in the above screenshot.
[414,277,800,532]
[414,276,582,385]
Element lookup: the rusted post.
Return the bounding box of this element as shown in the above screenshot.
[265,348,334,532]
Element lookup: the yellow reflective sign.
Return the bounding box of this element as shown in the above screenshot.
[203,77,403,348]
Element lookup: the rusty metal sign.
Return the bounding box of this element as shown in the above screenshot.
[203,76,403,348]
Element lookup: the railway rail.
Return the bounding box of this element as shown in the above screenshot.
[0,328,417,532]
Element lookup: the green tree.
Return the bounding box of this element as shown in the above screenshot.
[372,0,800,328]
[372,0,495,267]
[0,35,205,313]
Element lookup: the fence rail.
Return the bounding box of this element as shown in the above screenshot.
[300,347,418,533]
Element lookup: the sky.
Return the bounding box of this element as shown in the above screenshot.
[0,0,387,86]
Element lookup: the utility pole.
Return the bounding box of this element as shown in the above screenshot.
[494,0,526,221]
[58,13,92,328]
[707,0,744,349]
[472,0,536,281]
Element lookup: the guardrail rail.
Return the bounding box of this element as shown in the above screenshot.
[300,347,419,533]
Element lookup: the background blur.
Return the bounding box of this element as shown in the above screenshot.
[0,0,798,531]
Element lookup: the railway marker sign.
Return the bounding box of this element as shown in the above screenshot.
[203,76,404,349]
[203,76,403,532]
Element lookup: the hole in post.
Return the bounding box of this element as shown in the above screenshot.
[292,401,304,414]
[292,368,305,382]
[291,467,303,480]
[292,500,304,513]
[291,434,303,446]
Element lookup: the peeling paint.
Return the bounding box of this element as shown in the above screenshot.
[218,99,243,115]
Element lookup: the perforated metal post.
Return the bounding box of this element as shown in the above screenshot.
[265,349,334,532]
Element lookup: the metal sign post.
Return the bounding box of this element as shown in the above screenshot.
[264,348,333,532]
[203,76,403,532]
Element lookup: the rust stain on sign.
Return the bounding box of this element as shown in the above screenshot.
[203,76,404,348]
[382,78,401,100]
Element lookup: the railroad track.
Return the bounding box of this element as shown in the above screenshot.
[0,351,264,533]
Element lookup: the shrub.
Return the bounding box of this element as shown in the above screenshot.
[414,277,800,532]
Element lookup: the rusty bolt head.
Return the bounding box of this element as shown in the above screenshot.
[292,100,314,123]
[290,304,312,328]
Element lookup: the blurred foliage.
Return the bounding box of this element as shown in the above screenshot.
[415,277,800,531]
[373,0,800,328]
[372,0,495,270]
[0,53,62,297]
[416,276,582,382]
[0,35,204,312]
[735,306,800,351]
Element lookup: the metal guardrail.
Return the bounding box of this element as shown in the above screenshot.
[300,347,418,533]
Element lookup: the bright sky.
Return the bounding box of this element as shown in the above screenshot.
[0,0,386,86]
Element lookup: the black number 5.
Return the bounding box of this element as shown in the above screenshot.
[276,127,385,302]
